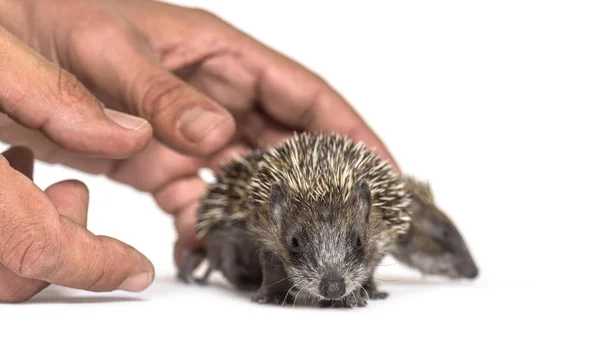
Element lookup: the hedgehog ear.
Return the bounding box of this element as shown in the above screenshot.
[353,180,372,223]
[269,181,289,227]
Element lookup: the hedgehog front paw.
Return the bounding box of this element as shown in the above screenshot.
[362,287,389,300]
[362,279,389,300]
[345,296,368,308]
[319,295,368,308]
[177,249,206,285]
[369,290,389,300]
[251,291,294,305]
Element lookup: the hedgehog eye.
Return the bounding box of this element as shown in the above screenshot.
[436,222,453,241]
[291,237,300,248]
[351,232,364,249]
[288,232,304,253]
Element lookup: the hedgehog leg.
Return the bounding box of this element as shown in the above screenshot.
[219,229,262,292]
[225,265,262,292]
[177,247,206,284]
[251,249,295,305]
[221,248,261,292]
[361,276,389,300]
[195,265,215,285]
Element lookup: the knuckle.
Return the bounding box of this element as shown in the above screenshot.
[16,240,58,280]
[295,84,326,130]
[137,72,187,120]
[188,10,228,51]
[1,219,59,279]
[68,7,125,50]
[53,68,90,108]
[84,237,141,292]
[84,263,109,291]
[67,8,132,70]
[83,241,111,291]
[194,8,223,23]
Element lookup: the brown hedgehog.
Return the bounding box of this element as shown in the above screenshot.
[179,132,412,308]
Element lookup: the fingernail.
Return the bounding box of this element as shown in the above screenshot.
[178,108,229,143]
[104,109,148,131]
[118,272,153,292]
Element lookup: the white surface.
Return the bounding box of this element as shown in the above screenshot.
[2,0,599,354]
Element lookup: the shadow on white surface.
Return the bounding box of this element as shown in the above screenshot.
[28,295,144,304]
[1,0,598,353]
[21,269,467,307]
[26,286,144,304]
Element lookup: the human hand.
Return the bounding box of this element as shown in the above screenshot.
[0,20,157,301]
[0,147,155,302]
[0,0,400,270]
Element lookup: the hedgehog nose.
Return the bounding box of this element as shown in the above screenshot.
[458,263,479,279]
[320,276,346,299]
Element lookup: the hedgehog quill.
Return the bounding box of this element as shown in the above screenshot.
[178,132,477,308]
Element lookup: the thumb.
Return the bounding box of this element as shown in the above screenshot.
[0,156,155,293]
[44,181,156,292]
[0,25,152,158]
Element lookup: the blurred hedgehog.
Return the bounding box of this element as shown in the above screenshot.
[393,177,478,279]
[178,132,478,307]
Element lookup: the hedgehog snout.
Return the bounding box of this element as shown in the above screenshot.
[319,272,346,299]
[456,261,479,279]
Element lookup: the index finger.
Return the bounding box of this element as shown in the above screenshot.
[0,25,152,158]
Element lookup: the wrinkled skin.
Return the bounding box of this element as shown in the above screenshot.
[0,147,155,302]
[0,0,398,301]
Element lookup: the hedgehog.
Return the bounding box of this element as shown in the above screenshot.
[177,177,480,295]
[393,177,479,279]
[179,132,412,308]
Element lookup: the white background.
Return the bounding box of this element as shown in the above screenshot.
[1,0,599,355]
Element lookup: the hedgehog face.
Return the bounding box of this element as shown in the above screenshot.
[393,197,478,279]
[269,181,375,302]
